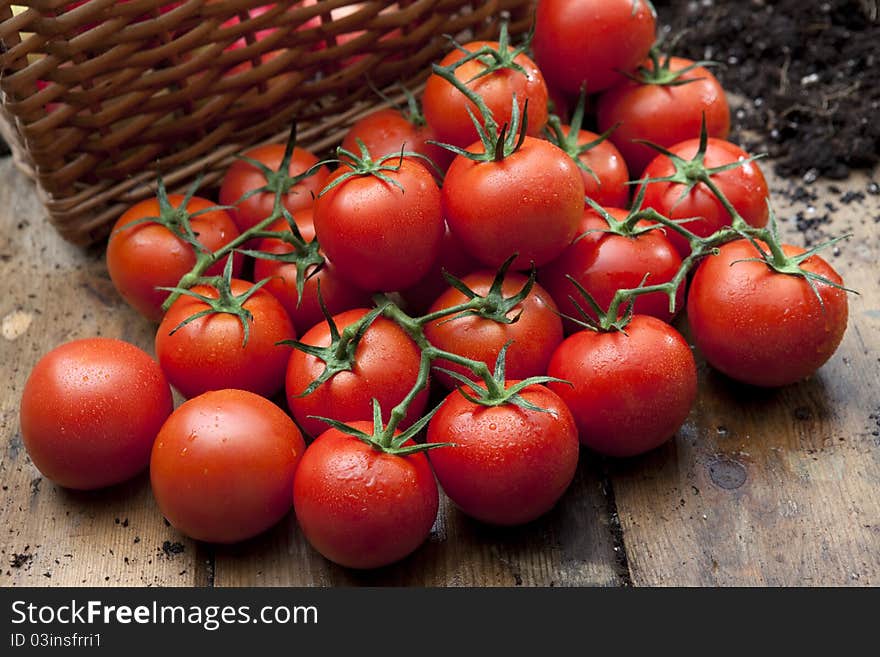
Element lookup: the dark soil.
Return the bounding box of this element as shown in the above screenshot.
[656,0,880,180]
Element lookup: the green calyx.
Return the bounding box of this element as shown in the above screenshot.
[114,174,228,254]
[320,140,439,195]
[236,124,322,202]
[309,398,452,456]
[281,298,386,398]
[237,211,325,309]
[561,275,641,334]
[158,255,271,347]
[544,88,618,184]
[437,343,568,414]
[581,183,702,241]
[425,254,535,325]
[429,91,529,163]
[446,20,532,87]
[633,114,767,221]
[731,206,856,306]
[626,47,716,87]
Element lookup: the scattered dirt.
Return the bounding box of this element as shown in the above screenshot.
[160,540,185,558]
[10,551,33,568]
[656,0,880,180]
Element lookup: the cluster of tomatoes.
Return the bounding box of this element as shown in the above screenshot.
[19,1,850,570]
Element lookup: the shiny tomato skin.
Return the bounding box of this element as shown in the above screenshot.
[597,57,730,176]
[640,138,769,256]
[687,240,848,387]
[442,137,584,270]
[293,424,438,569]
[423,41,549,149]
[539,207,684,330]
[20,338,173,490]
[399,225,481,316]
[252,215,371,335]
[547,316,697,457]
[313,158,444,291]
[569,128,630,207]
[106,195,243,323]
[424,271,563,389]
[156,279,295,399]
[219,143,330,233]
[427,384,579,525]
[342,108,454,172]
[286,309,428,438]
[150,389,305,544]
[533,0,657,95]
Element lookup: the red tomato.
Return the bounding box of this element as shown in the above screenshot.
[156,279,295,399]
[286,309,428,438]
[427,383,579,525]
[564,129,630,208]
[20,338,173,490]
[399,225,480,316]
[597,57,730,175]
[151,389,305,543]
[342,107,454,172]
[422,41,548,149]
[687,240,848,387]
[640,138,769,256]
[442,137,584,270]
[219,143,329,234]
[293,423,439,569]
[252,214,371,335]
[547,316,697,457]
[533,0,657,94]
[424,271,563,389]
[313,157,444,291]
[106,195,243,322]
[539,207,684,329]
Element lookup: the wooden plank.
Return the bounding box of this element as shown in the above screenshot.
[213,457,620,587]
[0,161,210,587]
[611,170,880,586]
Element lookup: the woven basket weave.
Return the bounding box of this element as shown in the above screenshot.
[0,0,533,245]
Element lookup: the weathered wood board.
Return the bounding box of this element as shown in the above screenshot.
[1,156,877,587]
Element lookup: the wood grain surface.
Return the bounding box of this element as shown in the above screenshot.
[1,156,877,587]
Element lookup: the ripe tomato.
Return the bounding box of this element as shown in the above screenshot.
[106,195,243,322]
[640,138,769,256]
[219,143,329,234]
[313,157,444,291]
[399,225,480,316]
[424,271,563,389]
[533,0,657,95]
[20,338,173,490]
[687,240,848,387]
[252,214,371,335]
[539,207,684,329]
[422,41,548,149]
[293,423,439,569]
[427,383,579,525]
[150,389,305,543]
[156,279,295,399]
[342,107,454,172]
[286,309,428,438]
[597,57,730,175]
[568,129,630,208]
[442,137,584,270]
[547,316,697,457]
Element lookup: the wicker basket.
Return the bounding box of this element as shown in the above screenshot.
[0,0,533,245]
